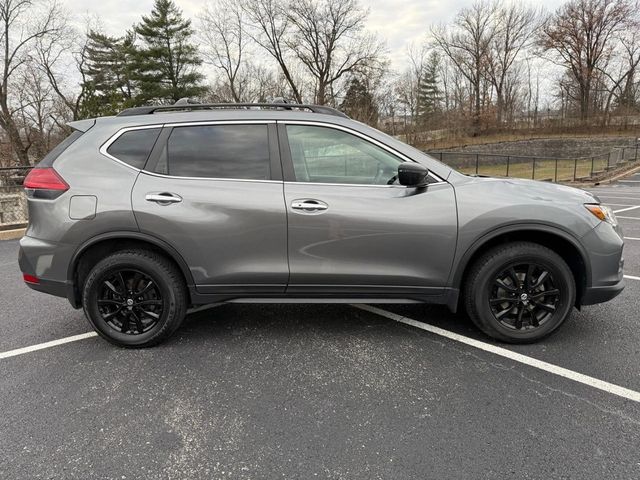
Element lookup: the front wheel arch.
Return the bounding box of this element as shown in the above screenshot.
[451,225,590,308]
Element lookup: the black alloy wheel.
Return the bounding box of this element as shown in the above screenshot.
[489,263,560,331]
[98,269,164,335]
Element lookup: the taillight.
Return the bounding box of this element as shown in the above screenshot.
[23,273,39,284]
[23,167,69,199]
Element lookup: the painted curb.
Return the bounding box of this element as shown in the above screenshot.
[0,228,25,241]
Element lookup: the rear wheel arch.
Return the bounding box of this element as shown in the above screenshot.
[68,232,195,307]
[453,224,590,307]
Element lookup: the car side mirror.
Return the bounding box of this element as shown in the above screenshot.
[398,162,429,187]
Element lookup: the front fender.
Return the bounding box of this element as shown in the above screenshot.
[448,222,592,291]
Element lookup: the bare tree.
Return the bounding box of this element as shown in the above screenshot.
[617,31,640,112]
[0,0,64,165]
[390,45,426,142]
[524,56,541,126]
[284,0,385,105]
[16,64,62,159]
[395,69,421,143]
[538,0,635,121]
[432,0,497,131]
[487,2,539,124]
[242,0,303,102]
[199,0,248,102]
[598,29,640,122]
[375,76,397,134]
[35,18,90,121]
[246,63,292,101]
[407,42,427,115]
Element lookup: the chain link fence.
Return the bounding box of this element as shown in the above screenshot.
[0,166,30,229]
[428,145,640,182]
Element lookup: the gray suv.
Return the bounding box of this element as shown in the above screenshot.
[18,103,625,347]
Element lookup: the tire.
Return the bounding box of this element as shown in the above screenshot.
[463,242,576,343]
[82,249,187,348]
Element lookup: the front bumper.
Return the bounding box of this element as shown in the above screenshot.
[579,221,625,306]
[581,277,625,305]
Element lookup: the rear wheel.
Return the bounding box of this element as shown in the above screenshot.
[82,249,187,347]
[464,242,576,343]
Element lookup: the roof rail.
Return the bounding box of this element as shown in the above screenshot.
[117,103,349,119]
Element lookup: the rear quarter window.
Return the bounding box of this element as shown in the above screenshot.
[106,128,162,169]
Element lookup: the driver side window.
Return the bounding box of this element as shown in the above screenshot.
[286,125,404,185]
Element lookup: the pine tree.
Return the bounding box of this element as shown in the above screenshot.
[80,30,138,117]
[418,52,442,123]
[133,0,205,104]
[340,78,379,126]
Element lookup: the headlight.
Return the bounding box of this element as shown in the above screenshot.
[585,204,618,226]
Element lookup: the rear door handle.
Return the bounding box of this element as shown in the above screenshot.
[291,199,328,212]
[145,192,182,204]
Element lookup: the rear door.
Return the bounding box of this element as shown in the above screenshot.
[279,122,458,299]
[127,121,288,295]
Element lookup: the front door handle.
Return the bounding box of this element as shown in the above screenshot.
[291,199,328,212]
[145,192,182,204]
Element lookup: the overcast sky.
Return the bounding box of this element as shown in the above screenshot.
[66,0,569,70]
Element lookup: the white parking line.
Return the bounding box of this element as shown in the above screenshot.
[617,216,640,220]
[625,237,640,241]
[625,274,640,281]
[0,332,98,360]
[354,304,640,404]
[0,304,223,361]
[613,205,640,213]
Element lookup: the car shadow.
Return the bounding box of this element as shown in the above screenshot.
[174,302,477,345]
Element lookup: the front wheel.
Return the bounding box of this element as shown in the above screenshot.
[464,242,576,343]
[82,249,187,347]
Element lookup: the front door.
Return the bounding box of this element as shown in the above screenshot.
[280,122,457,298]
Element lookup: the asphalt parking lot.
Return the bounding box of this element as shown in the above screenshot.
[2,174,640,479]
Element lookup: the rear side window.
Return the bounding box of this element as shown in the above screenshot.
[159,124,270,180]
[38,130,84,167]
[106,128,162,169]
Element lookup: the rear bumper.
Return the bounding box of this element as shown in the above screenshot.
[581,277,625,306]
[18,235,80,308]
[22,276,70,299]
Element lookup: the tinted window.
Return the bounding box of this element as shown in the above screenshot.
[286,125,403,185]
[38,130,84,167]
[107,128,161,169]
[162,125,270,180]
